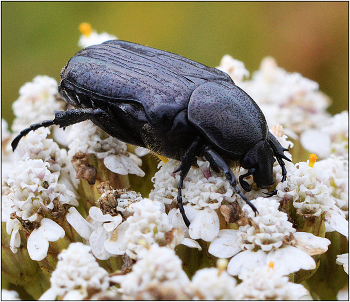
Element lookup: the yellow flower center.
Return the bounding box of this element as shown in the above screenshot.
[79,22,93,36]
[308,153,318,167]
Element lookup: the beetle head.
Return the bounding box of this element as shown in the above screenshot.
[240,140,275,189]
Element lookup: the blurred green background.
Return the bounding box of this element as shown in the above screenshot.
[2,2,348,127]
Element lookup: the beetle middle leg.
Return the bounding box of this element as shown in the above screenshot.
[173,137,203,227]
[202,145,258,216]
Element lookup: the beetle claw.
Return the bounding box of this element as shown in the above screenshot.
[264,189,277,197]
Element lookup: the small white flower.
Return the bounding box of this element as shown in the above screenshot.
[11,76,62,134]
[120,198,182,259]
[189,267,237,299]
[2,289,20,300]
[27,218,65,261]
[39,242,110,300]
[277,159,348,237]
[114,190,144,218]
[216,54,250,83]
[2,119,14,180]
[12,127,79,192]
[240,57,331,135]
[317,155,348,218]
[67,120,144,176]
[66,206,123,260]
[78,24,117,48]
[301,111,348,159]
[67,195,183,260]
[134,146,151,157]
[5,158,77,259]
[209,197,330,277]
[234,262,309,300]
[112,245,190,299]
[150,158,242,241]
[336,253,349,274]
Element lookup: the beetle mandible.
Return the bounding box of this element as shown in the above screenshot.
[12,40,291,227]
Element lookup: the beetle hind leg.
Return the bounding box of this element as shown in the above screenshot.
[203,145,258,216]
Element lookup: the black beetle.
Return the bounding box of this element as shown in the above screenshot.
[12,40,291,227]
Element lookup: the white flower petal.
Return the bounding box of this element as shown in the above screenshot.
[104,154,145,176]
[189,207,219,241]
[294,232,331,256]
[62,289,87,300]
[336,253,348,274]
[66,207,93,240]
[40,218,65,241]
[104,155,128,174]
[208,229,241,258]
[104,221,129,255]
[170,206,199,232]
[180,238,202,250]
[267,246,316,275]
[89,226,112,260]
[227,250,267,277]
[103,215,122,232]
[9,227,21,254]
[300,129,331,158]
[27,228,49,261]
[325,210,348,238]
[89,206,114,222]
[39,288,60,300]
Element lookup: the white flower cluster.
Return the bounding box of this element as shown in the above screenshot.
[13,127,79,191]
[78,24,117,48]
[336,253,349,275]
[112,244,191,300]
[209,197,330,277]
[40,242,111,300]
[121,199,176,258]
[238,57,331,137]
[2,119,15,180]
[11,75,62,134]
[217,54,250,83]
[301,111,348,159]
[67,120,144,177]
[189,267,237,300]
[67,196,185,260]
[276,158,348,237]
[3,23,347,300]
[318,155,348,218]
[2,289,20,300]
[112,245,310,300]
[150,158,242,241]
[234,262,309,300]
[5,158,77,260]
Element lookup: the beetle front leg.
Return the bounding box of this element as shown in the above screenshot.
[11,108,107,151]
[239,168,255,192]
[203,145,258,216]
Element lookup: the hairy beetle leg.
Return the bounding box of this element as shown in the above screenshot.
[203,145,258,216]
